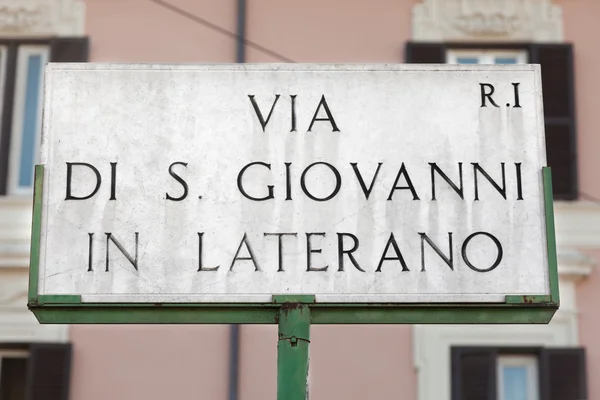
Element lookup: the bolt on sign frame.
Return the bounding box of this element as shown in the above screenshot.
[27,64,558,400]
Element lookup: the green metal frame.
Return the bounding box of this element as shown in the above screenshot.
[28,165,559,325]
[277,297,312,400]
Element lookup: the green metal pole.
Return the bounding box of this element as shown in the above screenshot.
[277,303,310,400]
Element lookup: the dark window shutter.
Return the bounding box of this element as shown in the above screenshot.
[0,43,18,195]
[540,348,587,400]
[529,44,577,199]
[26,343,72,400]
[405,42,446,63]
[0,357,28,400]
[451,347,497,400]
[50,37,89,62]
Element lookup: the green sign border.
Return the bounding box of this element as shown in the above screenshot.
[28,165,559,324]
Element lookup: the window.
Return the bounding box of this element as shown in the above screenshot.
[0,38,88,196]
[8,46,49,195]
[497,356,539,400]
[0,344,72,400]
[447,50,528,65]
[405,42,577,200]
[451,347,587,400]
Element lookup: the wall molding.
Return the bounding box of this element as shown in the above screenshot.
[558,248,596,281]
[555,201,600,249]
[0,0,84,37]
[412,0,563,42]
[0,267,67,342]
[0,197,32,268]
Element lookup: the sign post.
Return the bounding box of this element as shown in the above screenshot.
[28,64,558,399]
[276,296,313,400]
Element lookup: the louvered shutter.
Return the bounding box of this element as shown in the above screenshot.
[529,44,577,199]
[451,347,497,400]
[26,343,72,400]
[50,37,89,62]
[0,357,28,400]
[540,348,587,400]
[405,42,446,63]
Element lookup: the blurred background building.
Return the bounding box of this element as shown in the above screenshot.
[0,0,598,399]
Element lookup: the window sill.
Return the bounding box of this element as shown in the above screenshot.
[555,200,600,249]
[0,195,34,268]
[0,193,33,205]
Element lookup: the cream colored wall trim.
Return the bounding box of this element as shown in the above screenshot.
[0,0,84,37]
[0,268,67,342]
[555,201,600,249]
[412,0,563,42]
[0,306,69,343]
[558,248,596,280]
[0,197,32,268]
[0,213,68,342]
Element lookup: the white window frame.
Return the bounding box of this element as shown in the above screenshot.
[447,49,528,65]
[497,355,539,400]
[7,45,49,195]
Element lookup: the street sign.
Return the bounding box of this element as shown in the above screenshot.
[28,64,558,325]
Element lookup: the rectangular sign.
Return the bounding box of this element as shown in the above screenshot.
[33,64,553,306]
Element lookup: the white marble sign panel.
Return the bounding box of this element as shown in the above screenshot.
[37,64,549,303]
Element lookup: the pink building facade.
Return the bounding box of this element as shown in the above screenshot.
[0,0,599,399]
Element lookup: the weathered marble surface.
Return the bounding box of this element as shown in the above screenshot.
[37,64,548,303]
